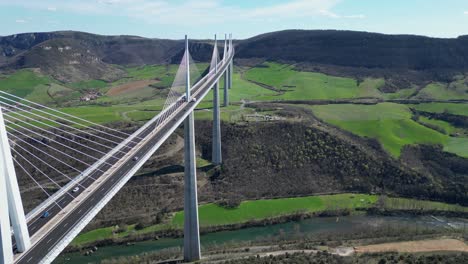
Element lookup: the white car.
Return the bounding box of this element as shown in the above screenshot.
[72,187,79,193]
[133,156,139,161]
[191,97,197,102]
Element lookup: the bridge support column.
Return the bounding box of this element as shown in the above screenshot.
[229,61,233,89]
[229,34,233,89]
[183,112,201,262]
[212,35,222,165]
[223,34,229,107]
[183,35,201,262]
[223,70,229,107]
[212,80,222,165]
[0,106,30,257]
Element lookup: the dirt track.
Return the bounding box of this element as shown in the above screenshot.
[107,80,158,96]
[355,238,468,253]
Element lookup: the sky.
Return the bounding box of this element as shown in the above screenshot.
[0,0,467,39]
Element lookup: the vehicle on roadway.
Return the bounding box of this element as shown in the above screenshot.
[191,97,197,102]
[41,211,50,218]
[133,156,139,161]
[72,187,79,193]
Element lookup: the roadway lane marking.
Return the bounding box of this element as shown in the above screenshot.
[78,209,83,214]
[64,222,69,228]
[46,238,52,244]
[27,257,33,263]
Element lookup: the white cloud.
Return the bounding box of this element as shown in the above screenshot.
[319,9,340,18]
[343,14,365,19]
[0,0,365,26]
[464,11,468,15]
[320,10,364,19]
[15,19,27,23]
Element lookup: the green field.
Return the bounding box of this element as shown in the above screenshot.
[310,103,453,157]
[69,79,108,91]
[57,98,165,124]
[443,137,468,158]
[415,82,468,100]
[0,70,55,103]
[173,194,377,227]
[243,62,394,100]
[410,103,468,116]
[72,193,467,247]
[121,63,209,87]
[418,116,456,135]
[244,63,361,100]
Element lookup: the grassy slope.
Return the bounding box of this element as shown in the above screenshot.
[410,103,468,116]
[72,194,467,246]
[243,62,384,100]
[58,98,165,124]
[69,79,107,91]
[415,82,468,100]
[310,103,450,157]
[443,137,468,158]
[418,116,456,134]
[173,194,377,227]
[0,69,55,103]
[410,103,468,158]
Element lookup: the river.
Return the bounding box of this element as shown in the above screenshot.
[53,215,467,264]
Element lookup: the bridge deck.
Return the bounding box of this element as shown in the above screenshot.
[14,52,234,264]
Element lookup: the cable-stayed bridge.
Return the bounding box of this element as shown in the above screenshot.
[0,34,234,264]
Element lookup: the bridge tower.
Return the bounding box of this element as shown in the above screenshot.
[183,35,202,262]
[223,34,229,107]
[212,35,222,165]
[229,34,233,90]
[0,106,31,263]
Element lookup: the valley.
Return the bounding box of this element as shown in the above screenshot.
[0,30,467,263]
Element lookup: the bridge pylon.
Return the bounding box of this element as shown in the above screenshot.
[212,34,222,165]
[0,106,31,263]
[223,34,229,107]
[183,35,202,262]
[228,34,233,89]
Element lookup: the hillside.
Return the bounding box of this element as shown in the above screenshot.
[0,31,213,82]
[236,30,468,71]
[2,30,468,84]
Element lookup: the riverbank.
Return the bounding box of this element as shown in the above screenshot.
[55,215,468,264]
[68,193,467,250]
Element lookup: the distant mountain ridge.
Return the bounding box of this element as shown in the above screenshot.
[236,30,468,71]
[0,31,213,82]
[1,30,468,82]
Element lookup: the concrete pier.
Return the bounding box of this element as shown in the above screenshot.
[212,35,222,165]
[183,35,201,262]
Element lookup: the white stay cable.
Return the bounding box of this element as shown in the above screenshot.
[0,100,132,148]
[3,112,120,157]
[11,148,76,200]
[0,91,140,140]
[13,157,63,209]
[5,123,112,169]
[8,132,88,177]
[12,141,88,189]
